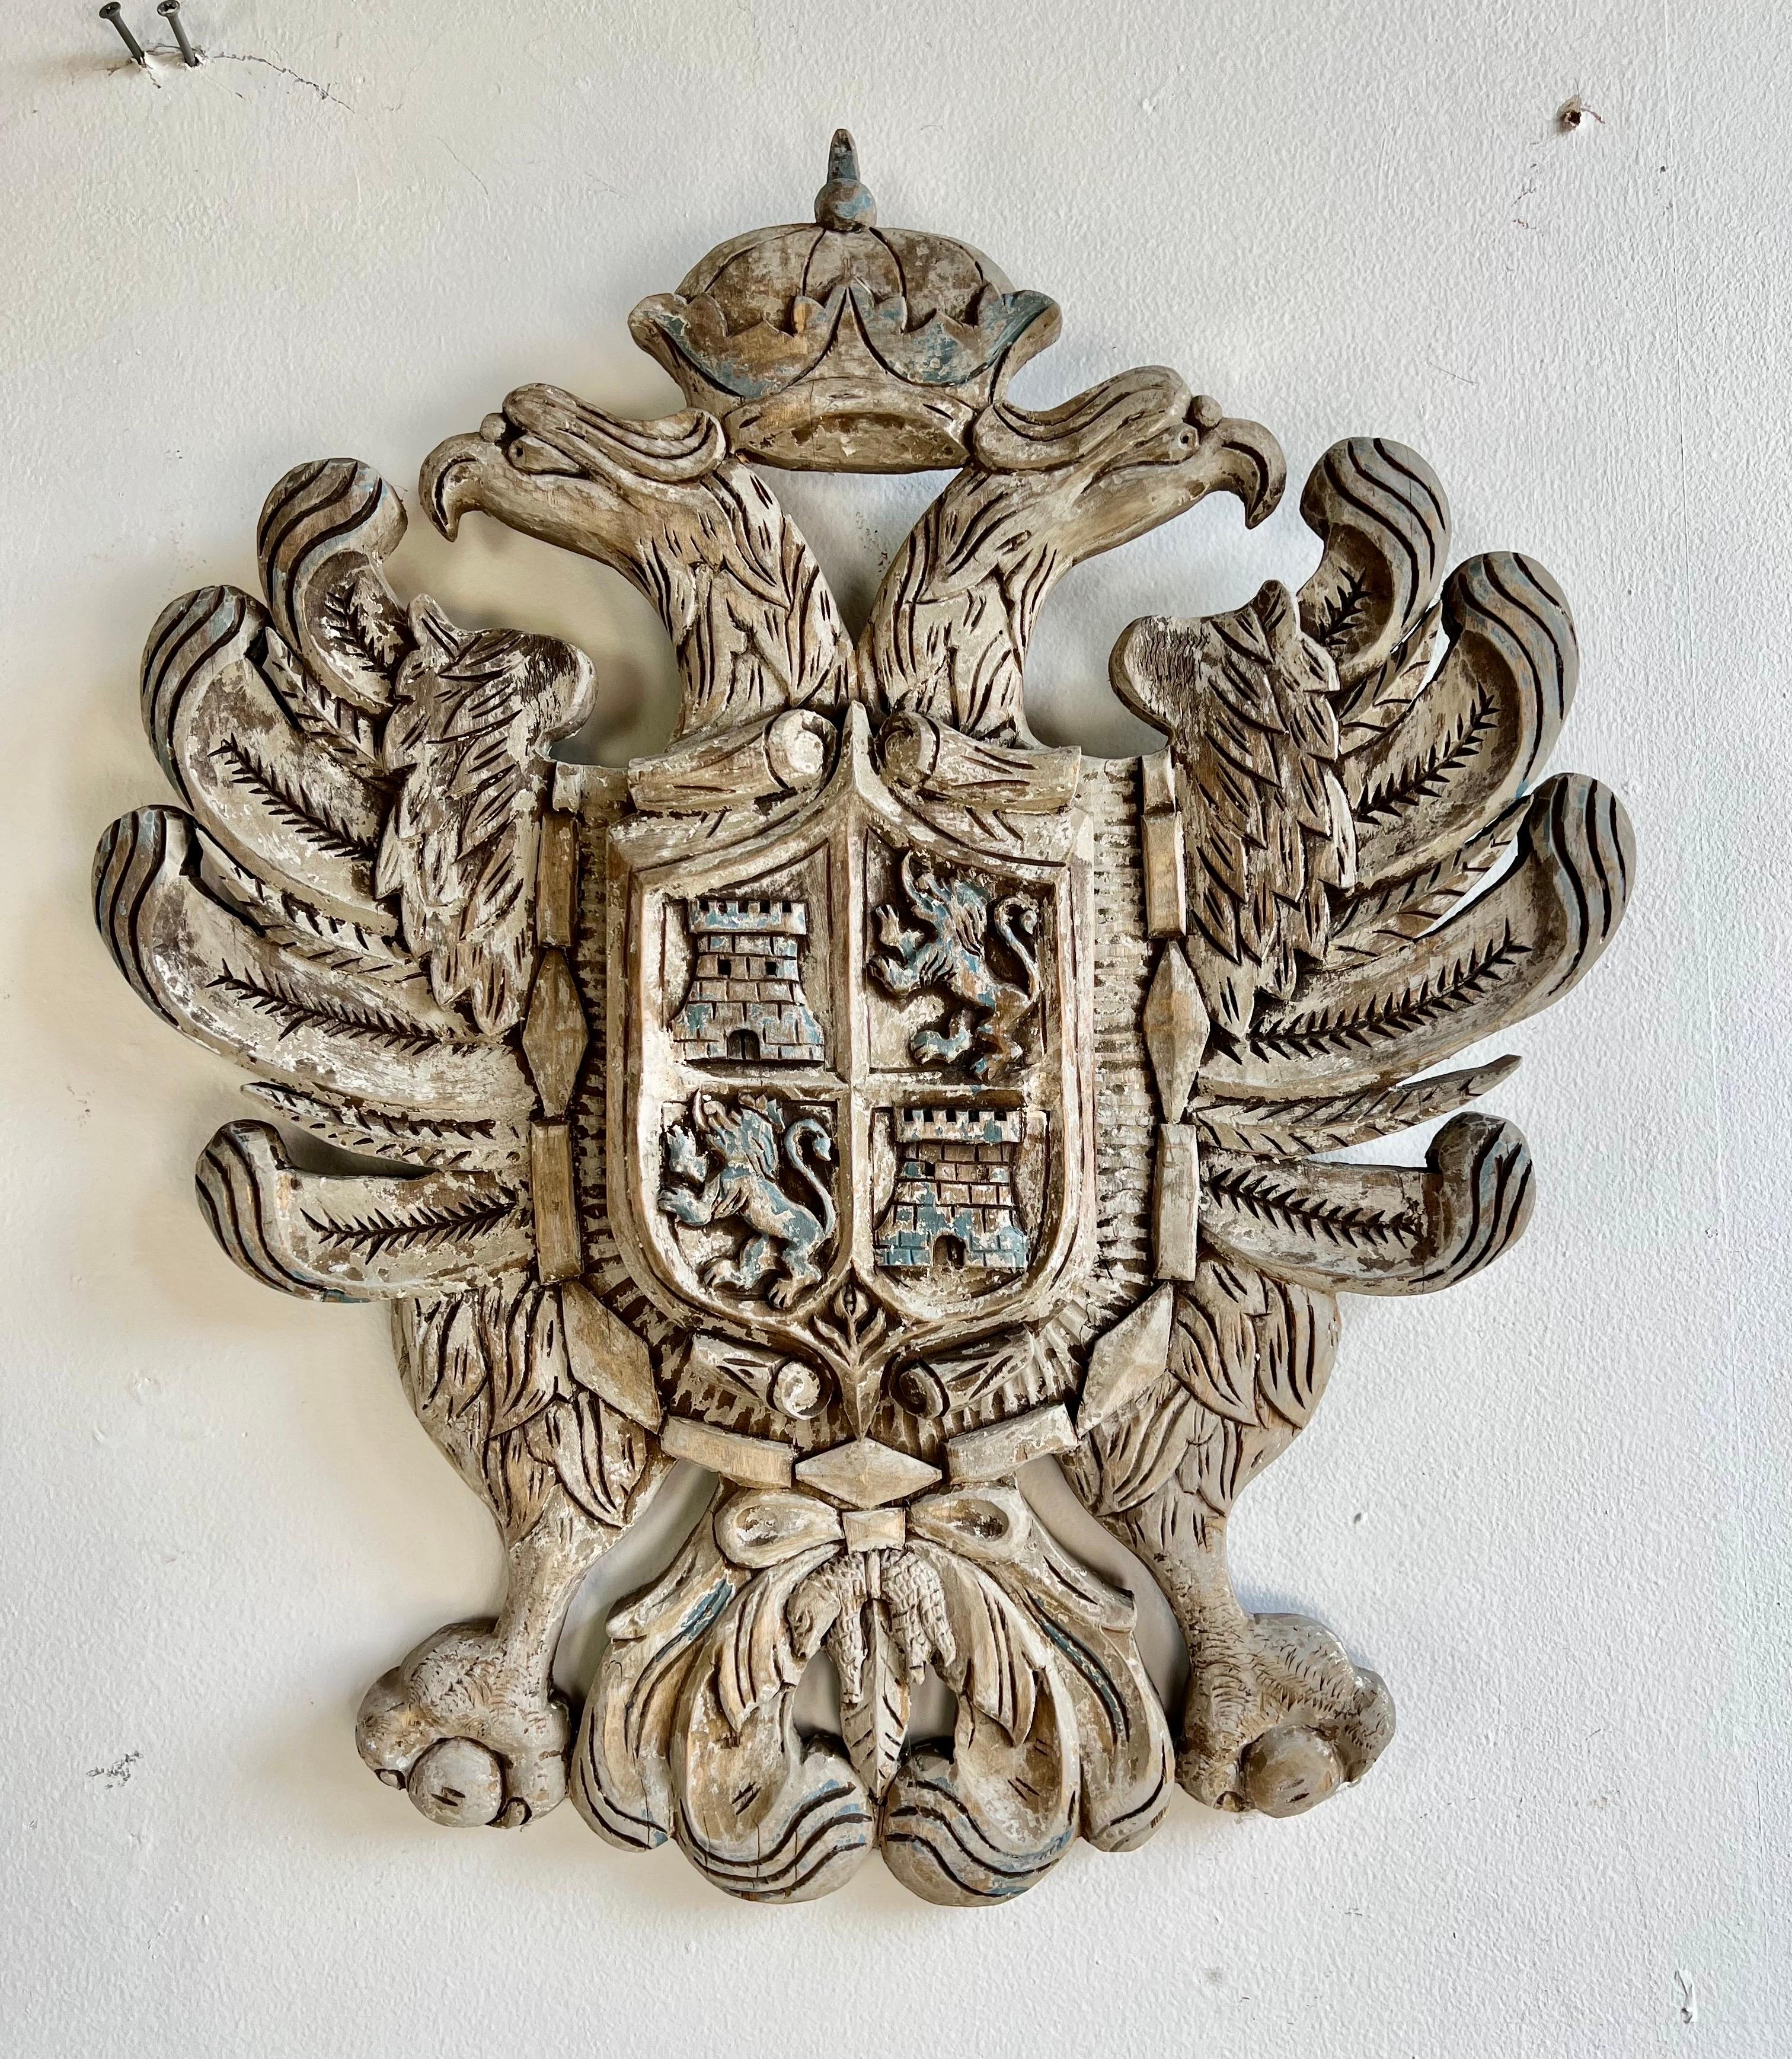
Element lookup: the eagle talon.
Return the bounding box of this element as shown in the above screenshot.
[355,1620,573,1829]
[1179,1611,1393,1819]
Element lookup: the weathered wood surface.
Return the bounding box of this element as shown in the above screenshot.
[92,131,1632,1897]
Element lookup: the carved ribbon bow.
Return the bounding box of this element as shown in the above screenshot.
[712,1483,1033,1795]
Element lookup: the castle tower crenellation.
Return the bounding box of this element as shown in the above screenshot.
[876,1104,1031,1274]
[669,896,825,1064]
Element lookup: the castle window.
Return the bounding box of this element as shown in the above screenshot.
[717,957,732,978]
[727,1029,759,1061]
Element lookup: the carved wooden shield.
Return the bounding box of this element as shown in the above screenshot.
[609,708,1092,1434]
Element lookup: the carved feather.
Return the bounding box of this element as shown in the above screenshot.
[912,1544,1047,1745]
[1172,1259,1339,1436]
[1346,553,1577,888]
[1199,1112,1535,1293]
[1065,1256,1340,1528]
[196,1121,531,1300]
[261,626,385,767]
[1321,800,1524,970]
[1110,580,1355,1036]
[140,585,393,930]
[376,599,594,1035]
[1190,1055,1521,1156]
[202,842,422,985]
[94,807,531,1121]
[1203,774,1632,1094]
[838,1607,911,1802]
[1298,438,1451,689]
[241,1081,527,1173]
[1334,604,1442,755]
[257,459,410,714]
[392,1273,657,1544]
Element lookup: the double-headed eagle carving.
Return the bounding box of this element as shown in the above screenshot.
[94,133,1631,1904]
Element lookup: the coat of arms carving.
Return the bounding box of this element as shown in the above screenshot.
[92,132,1634,1903]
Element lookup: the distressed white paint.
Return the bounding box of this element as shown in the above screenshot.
[1,0,1787,2050]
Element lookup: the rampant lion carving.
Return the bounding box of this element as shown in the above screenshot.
[870,851,1041,1079]
[657,1092,836,1307]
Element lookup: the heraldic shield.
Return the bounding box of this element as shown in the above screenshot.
[609,707,1093,1439]
[92,129,1634,1905]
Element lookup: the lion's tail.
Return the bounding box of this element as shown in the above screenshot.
[995,898,1041,1003]
[783,1119,836,1238]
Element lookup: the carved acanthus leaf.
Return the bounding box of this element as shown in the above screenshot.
[913,1542,1048,1745]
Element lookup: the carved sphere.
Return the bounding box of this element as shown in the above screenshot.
[1240,1726,1344,1817]
[406,1736,506,1827]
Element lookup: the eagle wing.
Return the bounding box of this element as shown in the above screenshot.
[1112,578,1355,1037]
[1077,435,1633,1520]
[94,460,656,1544]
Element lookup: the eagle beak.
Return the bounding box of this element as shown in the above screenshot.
[419,404,587,541]
[418,423,501,540]
[1190,400,1286,528]
[420,387,726,559]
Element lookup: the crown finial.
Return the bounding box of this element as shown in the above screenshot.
[815,129,876,232]
[630,130,1060,470]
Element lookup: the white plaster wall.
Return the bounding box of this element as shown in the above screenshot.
[2,2,1787,2052]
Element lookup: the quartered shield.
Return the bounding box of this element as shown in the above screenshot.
[606,707,1093,1431]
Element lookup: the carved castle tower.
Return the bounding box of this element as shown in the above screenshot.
[875,1107,1030,1273]
[668,898,825,1064]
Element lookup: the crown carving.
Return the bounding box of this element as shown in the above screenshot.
[628,130,1061,471]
